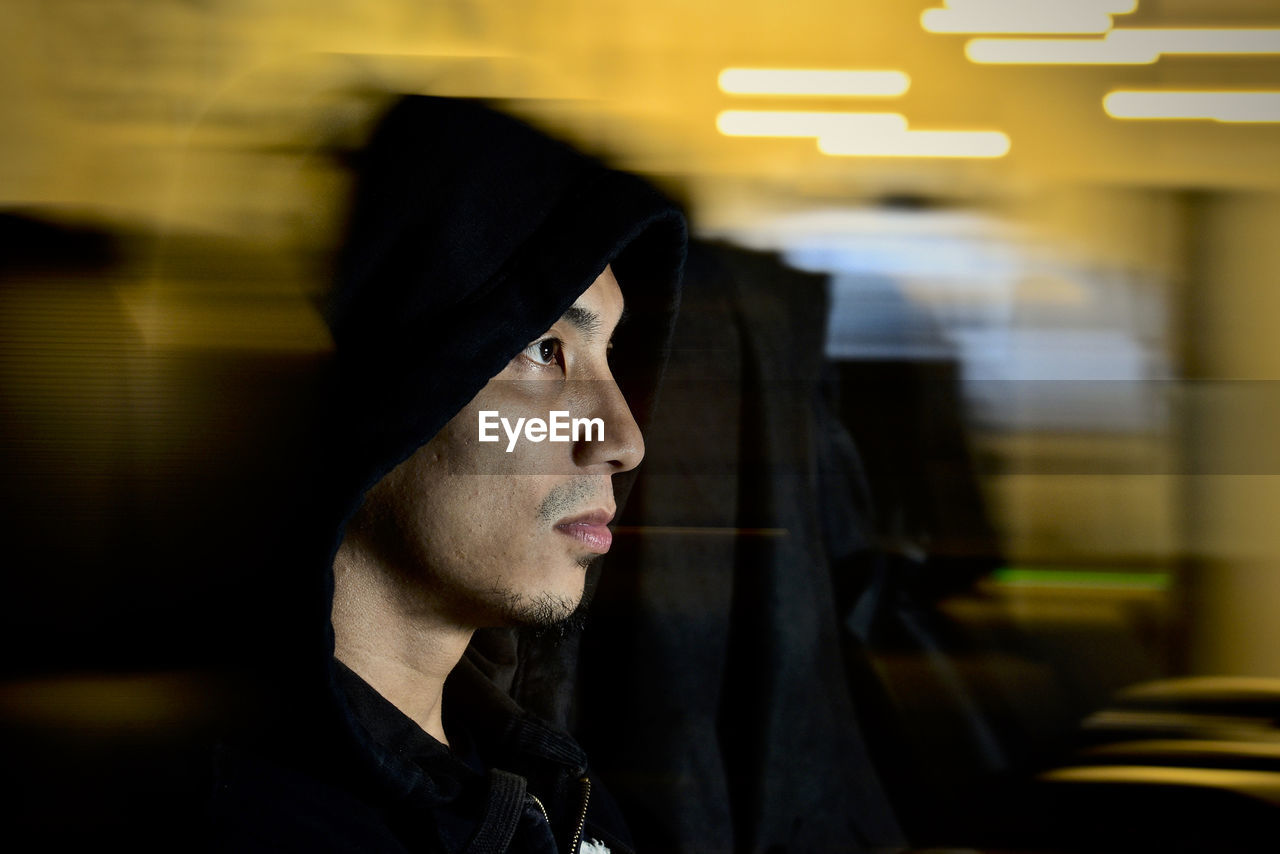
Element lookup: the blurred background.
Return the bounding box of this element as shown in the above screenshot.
[3,1,1280,851]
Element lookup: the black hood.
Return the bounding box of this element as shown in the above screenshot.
[251,94,685,802]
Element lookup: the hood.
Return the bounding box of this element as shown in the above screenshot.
[256,94,685,798]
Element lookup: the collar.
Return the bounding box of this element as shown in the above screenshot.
[333,654,589,806]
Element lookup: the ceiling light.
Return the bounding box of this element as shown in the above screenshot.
[967,28,1280,64]
[1104,91,1280,122]
[922,0,1135,35]
[818,129,1011,158]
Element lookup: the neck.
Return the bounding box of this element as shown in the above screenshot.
[331,538,472,747]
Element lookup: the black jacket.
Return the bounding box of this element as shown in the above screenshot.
[208,94,685,853]
[211,655,636,854]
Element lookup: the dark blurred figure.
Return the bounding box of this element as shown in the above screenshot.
[579,240,909,854]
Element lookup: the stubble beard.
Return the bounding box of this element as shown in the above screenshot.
[488,553,597,639]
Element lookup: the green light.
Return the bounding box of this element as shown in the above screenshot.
[991,567,1170,591]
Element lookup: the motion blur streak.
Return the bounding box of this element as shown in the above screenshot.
[818,127,1011,158]
[716,110,1009,158]
[1104,91,1280,123]
[922,0,1136,35]
[967,28,1280,64]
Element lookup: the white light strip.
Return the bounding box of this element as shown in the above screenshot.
[818,130,1011,158]
[716,110,907,137]
[718,68,911,97]
[1104,91,1280,122]
[967,28,1280,64]
[937,0,1136,10]
[922,0,1136,35]
[716,110,1011,159]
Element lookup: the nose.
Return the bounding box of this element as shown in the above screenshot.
[573,376,645,473]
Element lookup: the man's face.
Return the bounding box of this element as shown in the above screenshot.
[348,265,643,630]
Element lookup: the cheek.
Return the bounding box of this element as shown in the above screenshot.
[419,472,555,564]
[460,476,552,538]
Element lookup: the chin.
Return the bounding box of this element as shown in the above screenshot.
[515,591,591,637]
[477,554,595,630]
[502,589,583,631]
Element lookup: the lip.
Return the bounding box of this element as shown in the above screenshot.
[554,509,615,554]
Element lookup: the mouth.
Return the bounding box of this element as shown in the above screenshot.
[553,509,614,555]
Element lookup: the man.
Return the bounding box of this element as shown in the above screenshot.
[210,95,686,854]
[330,263,641,743]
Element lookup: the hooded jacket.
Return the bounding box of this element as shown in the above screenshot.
[208,94,686,854]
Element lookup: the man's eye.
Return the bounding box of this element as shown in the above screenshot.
[523,337,563,367]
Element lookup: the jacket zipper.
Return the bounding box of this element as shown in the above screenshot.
[529,776,591,853]
[568,776,591,854]
[528,791,551,826]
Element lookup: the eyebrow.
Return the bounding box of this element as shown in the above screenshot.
[561,302,629,342]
